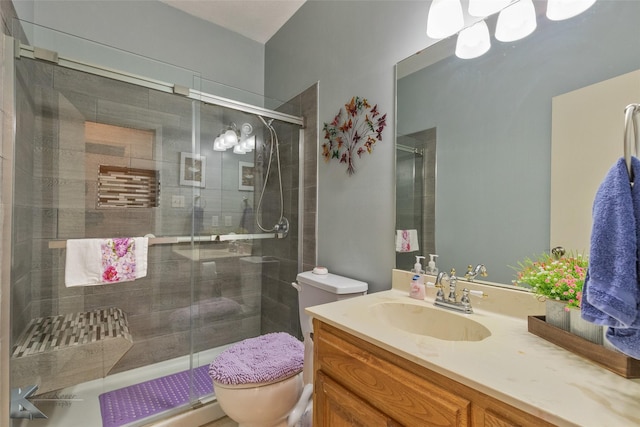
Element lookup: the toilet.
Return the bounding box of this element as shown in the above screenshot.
[209,269,368,427]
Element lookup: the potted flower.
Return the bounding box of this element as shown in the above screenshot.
[513,251,588,331]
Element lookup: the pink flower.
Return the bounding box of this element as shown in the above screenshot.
[102,266,119,282]
[113,238,131,257]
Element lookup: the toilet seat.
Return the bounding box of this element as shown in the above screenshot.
[213,370,302,390]
[209,332,304,386]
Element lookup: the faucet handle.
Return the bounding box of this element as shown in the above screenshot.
[480,265,488,277]
[465,289,488,298]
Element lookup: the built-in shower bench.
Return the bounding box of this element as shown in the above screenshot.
[11,307,133,395]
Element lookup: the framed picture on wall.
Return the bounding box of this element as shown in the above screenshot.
[239,161,255,191]
[180,152,206,187]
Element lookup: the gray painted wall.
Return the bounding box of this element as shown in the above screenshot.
[12,0,265,98]
[266,1,434,292]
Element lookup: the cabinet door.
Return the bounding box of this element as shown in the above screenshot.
[315,321,471,426]
[315,371,400,427]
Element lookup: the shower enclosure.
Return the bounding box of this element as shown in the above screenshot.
[395,129,436,272]
[6,21,312,427]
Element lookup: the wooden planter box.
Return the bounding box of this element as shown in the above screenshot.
[528,315,640,379]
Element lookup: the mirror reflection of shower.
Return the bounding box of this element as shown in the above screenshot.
[256,115,289,238]
[395,129,437,271]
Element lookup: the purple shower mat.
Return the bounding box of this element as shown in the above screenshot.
[99,364,213,427]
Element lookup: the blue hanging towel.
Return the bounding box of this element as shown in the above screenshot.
[582,157,640,327]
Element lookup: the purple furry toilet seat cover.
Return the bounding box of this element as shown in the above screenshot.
[209,332,304,385]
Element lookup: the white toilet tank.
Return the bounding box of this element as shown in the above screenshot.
[294,270,368,344]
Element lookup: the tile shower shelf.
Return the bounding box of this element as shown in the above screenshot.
[11,308,133,395]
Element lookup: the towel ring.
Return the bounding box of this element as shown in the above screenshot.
[624,103,640,183]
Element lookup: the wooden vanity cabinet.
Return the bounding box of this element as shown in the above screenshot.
[313,319,554,427]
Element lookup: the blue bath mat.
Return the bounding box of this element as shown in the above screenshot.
[99,364,213,427]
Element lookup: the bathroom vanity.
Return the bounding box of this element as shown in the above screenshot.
[313,320,551,426]
[308,270,640,426]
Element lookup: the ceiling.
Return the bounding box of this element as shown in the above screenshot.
[159,0,306,44]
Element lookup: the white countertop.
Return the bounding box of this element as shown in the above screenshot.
[307,288,640,426]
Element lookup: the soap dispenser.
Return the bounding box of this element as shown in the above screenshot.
[409,274,426,300]
[426,254,439,275]
[412,256,425,274]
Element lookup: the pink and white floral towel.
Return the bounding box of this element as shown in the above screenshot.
[64,237,148,287]
[395,229,419,252]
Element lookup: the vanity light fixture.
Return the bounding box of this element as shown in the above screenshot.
[495,0,537,42]
[546,0,597,21]
[448,0,597,60]
[426,0,464,39]
[212,123,254,154]
[455,20,491,59]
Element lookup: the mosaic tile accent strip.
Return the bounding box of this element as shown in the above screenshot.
[99,364,214,427]
[12,308,132,358]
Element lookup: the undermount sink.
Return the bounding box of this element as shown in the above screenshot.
[369,302,492,342]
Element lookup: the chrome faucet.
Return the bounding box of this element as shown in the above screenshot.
[435,268,485,314]
[464,264,488,282]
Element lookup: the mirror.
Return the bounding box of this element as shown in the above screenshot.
[395,1,640,286]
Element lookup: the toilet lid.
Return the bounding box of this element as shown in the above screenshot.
[208,332,304,386]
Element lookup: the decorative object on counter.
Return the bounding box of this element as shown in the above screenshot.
[513,249,588,309]
[514,249,587,332]
[528,315,640,379]
[322,96,387,175]
[545,299,570,331]
[569,308,603,344]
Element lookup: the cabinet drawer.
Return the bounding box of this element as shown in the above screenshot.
[315,371,401,427]
[315,322,471,426]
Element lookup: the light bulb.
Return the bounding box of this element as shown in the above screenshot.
[242,135,256,150]
[546,0,597,21]
[213,136,226,151]
[233,144,247,154]
[426,0,464,39]
[495,0,537,42]
[455,21,491,59]
[240,141,253,152]
[468,0,512,17]
[223,129,238,148]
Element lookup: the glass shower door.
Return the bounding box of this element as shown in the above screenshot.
[9,21,207,426]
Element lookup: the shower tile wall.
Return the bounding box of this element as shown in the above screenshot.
[260,83,317,339]
[11,57,264,379]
